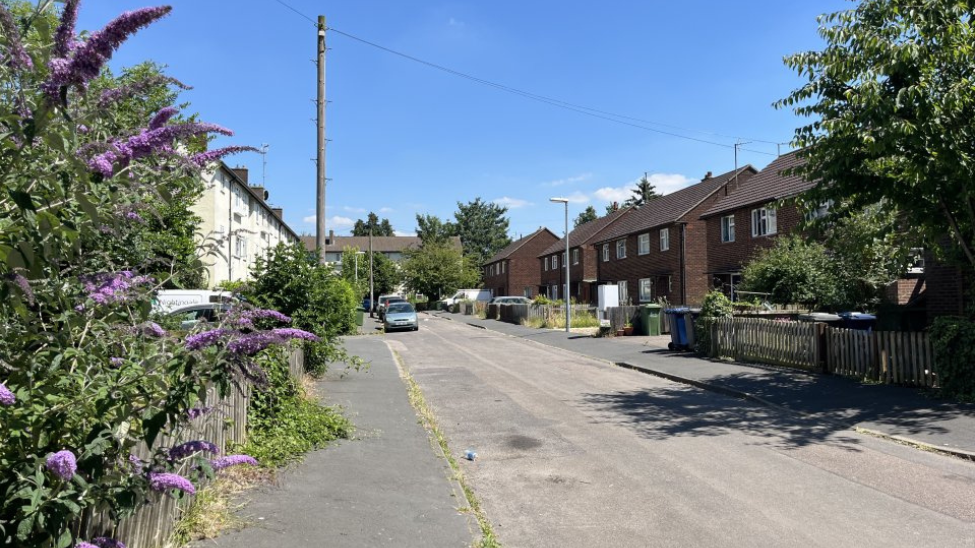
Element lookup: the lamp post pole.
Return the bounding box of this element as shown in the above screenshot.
[550,197,570,333]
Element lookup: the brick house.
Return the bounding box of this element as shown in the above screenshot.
[538,208,632,303]
[482,228,559,298]
[699,151,814,299]
[592,167,757,307]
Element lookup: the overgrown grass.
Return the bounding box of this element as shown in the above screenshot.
[170,467,270,546]
[522,311,601,329]
[393,351,500,548]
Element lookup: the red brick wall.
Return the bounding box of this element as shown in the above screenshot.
[925,258,968,320]
[595,226,684,305]
[485,232,559,298]
[539,245,589,300]
[705,202,803,278]
[885,278,925,305]
[482,261,508,297]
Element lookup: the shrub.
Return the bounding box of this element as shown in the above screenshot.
[695,290,734,355]
[931,317,975,400]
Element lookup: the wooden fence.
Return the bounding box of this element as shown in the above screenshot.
[711,317,820,371]
[705,318,938,388]
[76,346,304,548]
[603,306,669,333]
[826,327,936,387]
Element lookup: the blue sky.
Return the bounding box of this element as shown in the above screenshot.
[77,0,848,239]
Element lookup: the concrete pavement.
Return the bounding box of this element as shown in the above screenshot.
[438,311,975,458]
[392,316,975,547]
[201,336,474,548]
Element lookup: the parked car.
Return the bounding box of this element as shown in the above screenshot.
[153,289,236,314]
[377,295,407,321]
[383,302,418,332]
[442,289,492,309]
[490,296,532,306]
[165,303,232,330]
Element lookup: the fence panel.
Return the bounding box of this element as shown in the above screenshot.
[714,318,818,371]
[76,346,304,548]
[825,327,935,387]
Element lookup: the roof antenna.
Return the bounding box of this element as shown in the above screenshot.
[260,144,270,186]
[734,138,751,190]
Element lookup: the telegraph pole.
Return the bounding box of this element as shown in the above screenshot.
[315,15,327,263]
[369,228,375,318]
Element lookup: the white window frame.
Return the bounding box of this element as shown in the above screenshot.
[501,261,505,274]
[544,257,549,271]
[721,215,735,243]
[639,278,652,302]
[618,281,629,304]
[660,228,670,252]
[572,248,579,265]
[616,239,626,259]
[552,254,558,269]
[751,207,778,237]
[638,233,650,255]
[602,244,609,262]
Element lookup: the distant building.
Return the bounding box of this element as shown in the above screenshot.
[483,228,560,298]
[301,230,461,263]
[192,163,300,288]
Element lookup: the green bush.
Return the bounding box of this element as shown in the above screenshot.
[931,317,975,400]
[695,290,734,355]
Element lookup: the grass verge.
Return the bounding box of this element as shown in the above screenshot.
[392,350,500,548]
[170,466,273,546]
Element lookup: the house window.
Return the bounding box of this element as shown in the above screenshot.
[751,207,778,237]
[548,285,559,300]
[908,248,925,274]
[806,200,833,220]
[638,233,650,255]
[501,261,505,274]
[524,287,533,298]
[618,281,629,305]
[562,252,566,265]
[572,248,579,265]
[660,228,670,252]
[602,244,609,262]
[616,239,626,259]
[544,257,549,271]
[639,278,652,302]
[721,215,735,243]
[552,254,558,269]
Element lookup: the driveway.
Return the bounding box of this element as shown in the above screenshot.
[386,315,975,547]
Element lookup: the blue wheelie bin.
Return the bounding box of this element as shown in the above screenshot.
[665,307,691,350]
[838,312,876,331]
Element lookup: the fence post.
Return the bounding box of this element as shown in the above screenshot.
[814,322,826,373]
[710,320,718,359]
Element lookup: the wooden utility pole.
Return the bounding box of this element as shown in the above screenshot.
[369,227,375,317]
[315,15,327,263]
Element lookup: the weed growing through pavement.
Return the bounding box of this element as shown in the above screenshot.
[392,350,501,548]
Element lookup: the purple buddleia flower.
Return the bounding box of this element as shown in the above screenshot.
[168,440,219,460]
[231,308,291,327]
[53,0,81,57]
[109,357,124,367]
[0,6,33,70]
[77,124,90,134]
[143,322,166,337]
[187,406,213,420]
[92,538,126,548]
[124,210,144,223]
[148,106,178,130]
[46,450,78,480]
[227,332,283,356]
[271,328,320,342]
[190,146,261,167]
[98,74,190,107]
[128,454,143,473]
[44,7,172,96]
[76,543,98,548]
[210,455,258,471]
[185,328,231,351]
[79,271,152,306]
[0,383,15,406]
[85,122,233,177]
[148,472,195,494]
[7,272,34,305]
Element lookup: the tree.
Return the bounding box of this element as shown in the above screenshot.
[401,242,480,300]
[453,198,511,265]
[779,0,975,271]
[352,212,394,237]
[416,213,456,246]
[624,174,661,207]
[574,206,599,228]
[740,236,839,309]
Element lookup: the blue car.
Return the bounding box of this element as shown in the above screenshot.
[383,302,419,332]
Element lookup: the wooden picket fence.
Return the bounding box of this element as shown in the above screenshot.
[75,346,305,548]
[712,317,819,370]
[826,327,936,387]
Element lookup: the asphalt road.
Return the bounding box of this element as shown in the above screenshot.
[387,314,975,548]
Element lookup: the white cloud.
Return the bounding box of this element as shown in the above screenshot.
[343,206,366,213]
[592,173,696,204]
[302,215,316,224]
[493,196,532,209]
[394,230,417,237]
[544,173,592,188]
[564,192,590,204]
[304,215,354,228]
[379,207,394,213]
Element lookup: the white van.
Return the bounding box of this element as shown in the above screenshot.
[153,290,237,314]
[442,289,492,307]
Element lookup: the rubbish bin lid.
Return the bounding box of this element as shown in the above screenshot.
[665,307,690,313]
[643,304,662,309]
[838,312,875,319]
[798,312,841,321]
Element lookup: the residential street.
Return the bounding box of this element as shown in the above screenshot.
[387,314,975,548]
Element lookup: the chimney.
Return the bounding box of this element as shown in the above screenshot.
[232,167,249,183]
[704,171,712,180]
[250,186,269,202]
[271,207,283,219]
[328,229,334,245]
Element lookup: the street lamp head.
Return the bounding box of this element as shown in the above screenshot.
[549,197,569,204]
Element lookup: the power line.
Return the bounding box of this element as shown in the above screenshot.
[269,0,780,156]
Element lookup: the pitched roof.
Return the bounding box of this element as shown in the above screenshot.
[538,207,632,257]
[593,166,757,244]
[302,235,460,254]
[484,227,558,265]
[701,151,813,218]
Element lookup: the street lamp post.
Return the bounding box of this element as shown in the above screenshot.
[550,197,570,333]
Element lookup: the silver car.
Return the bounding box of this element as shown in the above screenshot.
[383,302,419,332]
